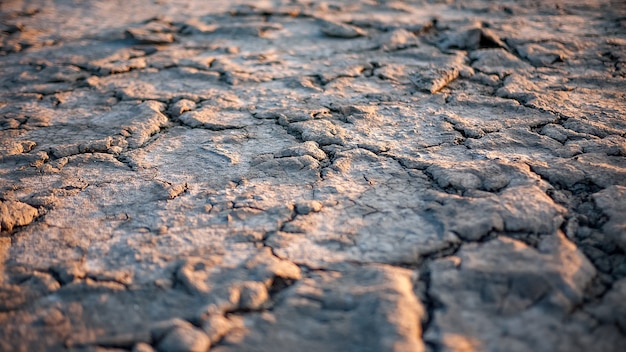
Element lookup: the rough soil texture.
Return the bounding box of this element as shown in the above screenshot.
[1,0,625,351]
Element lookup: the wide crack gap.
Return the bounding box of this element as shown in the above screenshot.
[413,241,464,352]
[529,166,626,302]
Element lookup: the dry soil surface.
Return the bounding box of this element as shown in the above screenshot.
[1,0,626,351]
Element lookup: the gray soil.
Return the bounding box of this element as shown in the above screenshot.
[1,0,625,351]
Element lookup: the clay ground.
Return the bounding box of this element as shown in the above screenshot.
[1,0,625,351]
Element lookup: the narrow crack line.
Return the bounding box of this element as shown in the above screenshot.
[490,84,579,127]
[184,124,248,131]
[414,240,466,352]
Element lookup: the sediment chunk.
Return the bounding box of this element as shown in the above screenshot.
[409,66,459,94]
[320,20,366,38]
[0,200,38,232]
[157,323,210,352]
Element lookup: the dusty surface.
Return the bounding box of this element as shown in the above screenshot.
[1,0,625,351]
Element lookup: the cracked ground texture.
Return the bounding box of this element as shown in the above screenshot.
[0,0,625,351]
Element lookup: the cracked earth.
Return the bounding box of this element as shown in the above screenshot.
[1,0,625,351]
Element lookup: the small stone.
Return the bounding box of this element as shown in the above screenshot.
[151,318,192,342]
[166,183,188,199]
[378,29,417,51]
[157,325,210,352]
[295,200,323,215]
[238,281,269,309]
[458,65,474,78]
[169,99,196,118]
[126,28,174,44]
[226,46,240,54]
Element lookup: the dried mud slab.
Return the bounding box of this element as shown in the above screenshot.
[0,0,625,351]
[425,234,617,352]
[217,265,424,352]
